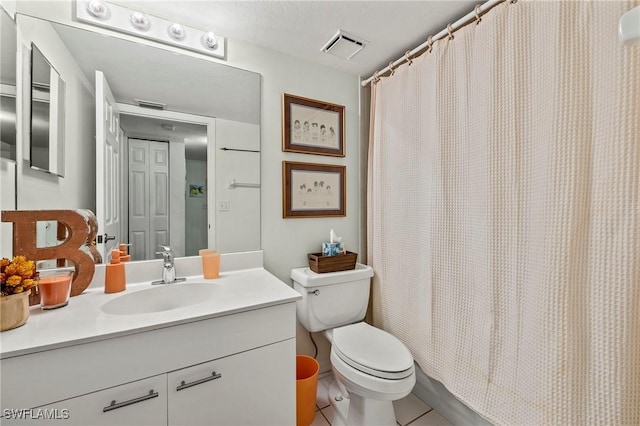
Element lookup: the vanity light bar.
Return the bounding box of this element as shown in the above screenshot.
[75,0,225,60]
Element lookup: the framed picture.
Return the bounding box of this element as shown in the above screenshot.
[283,161,346,218]
[189,184,205,198]
[282,93,345,157]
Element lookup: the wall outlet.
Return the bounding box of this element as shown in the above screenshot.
[217,201,230,212]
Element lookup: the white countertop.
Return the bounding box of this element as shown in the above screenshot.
[0,267,301,359]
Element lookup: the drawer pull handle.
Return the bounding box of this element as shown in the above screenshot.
[103,390,158,412]
[176,371,222,391]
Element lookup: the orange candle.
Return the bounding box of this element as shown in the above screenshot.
[38,273,73,310]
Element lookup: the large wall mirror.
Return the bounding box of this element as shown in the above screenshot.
[11,14,261,262]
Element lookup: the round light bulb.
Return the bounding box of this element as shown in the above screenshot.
[168,23,186,41]
[130,12,150,31]
[87,0,109,19]
[201,31,218,49]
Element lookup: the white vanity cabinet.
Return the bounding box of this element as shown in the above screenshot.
[168,340,293,425]
[1,301,298,426]
[34,374,167,426]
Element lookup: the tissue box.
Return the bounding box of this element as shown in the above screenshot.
[308,251,357,274]
[322,242,342,256]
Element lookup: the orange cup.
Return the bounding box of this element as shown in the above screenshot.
[38,269,73,310]
[199,249,220,279]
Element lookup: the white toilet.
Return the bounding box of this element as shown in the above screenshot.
[291,264,416,426]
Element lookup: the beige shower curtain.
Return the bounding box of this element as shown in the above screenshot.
[368,1,640,424]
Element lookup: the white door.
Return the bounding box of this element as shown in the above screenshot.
[128,139,169,260]
[95,71,121,260]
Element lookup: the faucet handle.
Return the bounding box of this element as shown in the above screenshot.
[156,245,174,262]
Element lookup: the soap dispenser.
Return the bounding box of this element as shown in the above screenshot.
[105,249,126,293]
[119,243,131,262]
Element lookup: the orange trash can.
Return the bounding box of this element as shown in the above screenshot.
[296,355,319,426]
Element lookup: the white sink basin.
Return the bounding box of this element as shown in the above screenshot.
[101,283,218,315]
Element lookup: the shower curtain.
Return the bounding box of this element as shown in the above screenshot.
[368,1,640,424]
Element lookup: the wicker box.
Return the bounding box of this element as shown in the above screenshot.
[307,251,357,274]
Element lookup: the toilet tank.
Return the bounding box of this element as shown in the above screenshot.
[291,263,374,332]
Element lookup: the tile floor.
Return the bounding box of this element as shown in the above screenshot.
[311,373,452,426]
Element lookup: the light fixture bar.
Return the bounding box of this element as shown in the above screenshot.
[75,0,225,59]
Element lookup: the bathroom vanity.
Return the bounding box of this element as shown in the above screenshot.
[0,259,301,425]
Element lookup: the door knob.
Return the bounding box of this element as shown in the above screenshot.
[97,234,116,244]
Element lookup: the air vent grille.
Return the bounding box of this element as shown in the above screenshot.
[134,99,167,110]
[321,30,367,60]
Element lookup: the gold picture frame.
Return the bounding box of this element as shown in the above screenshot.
[282,93,345,157]
[282,161,346,218]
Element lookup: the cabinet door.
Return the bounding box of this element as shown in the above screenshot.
[168,339,295,426]
[28,374,167,426]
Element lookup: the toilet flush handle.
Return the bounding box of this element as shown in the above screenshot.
[308,289,320,296]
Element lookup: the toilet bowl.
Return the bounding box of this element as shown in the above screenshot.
[328,322,416,425]
[291,264,416,426]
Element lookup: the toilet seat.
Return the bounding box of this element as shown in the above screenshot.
[332,322,414,380]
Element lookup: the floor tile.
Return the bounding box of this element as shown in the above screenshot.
[408,410,452,426]
[321,405,337,425]
[310,410,331,426]
[393,393,431,426]
[316,374,333,409]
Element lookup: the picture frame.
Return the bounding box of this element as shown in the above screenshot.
[283,161,346,218]
[189,184,205,198]
[282,93,345,157]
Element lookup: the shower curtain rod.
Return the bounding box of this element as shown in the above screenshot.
[361,0,507,87]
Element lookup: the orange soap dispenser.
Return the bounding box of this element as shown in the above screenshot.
[105,249,126,293]
[119,243,131,262]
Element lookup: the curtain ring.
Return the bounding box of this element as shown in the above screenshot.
[427,35,434,53]
[474,5,482,24]
[388,61,396,76]
[404,50,413,66]
[447,24,454,40]
[373,71,380,84]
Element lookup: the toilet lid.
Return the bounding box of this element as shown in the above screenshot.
[332,322,414,380]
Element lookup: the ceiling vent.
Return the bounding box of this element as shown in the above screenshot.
[134,99,167,110]
[321,30,367,60]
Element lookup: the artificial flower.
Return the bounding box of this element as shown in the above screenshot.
[1,256,38,296]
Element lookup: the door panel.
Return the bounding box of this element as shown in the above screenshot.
[95,71,121,260]
[128,139,169,260]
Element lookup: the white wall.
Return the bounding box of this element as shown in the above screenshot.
[224,46,362,287]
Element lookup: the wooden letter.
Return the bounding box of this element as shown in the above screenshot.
[1,210,101,304]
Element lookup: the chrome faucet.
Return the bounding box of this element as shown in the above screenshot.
[152,245,186,285]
